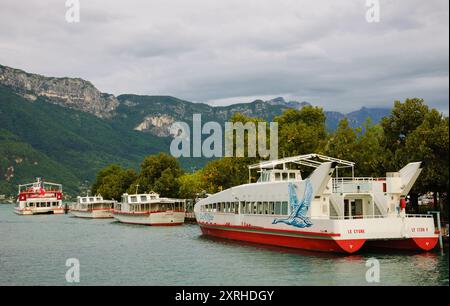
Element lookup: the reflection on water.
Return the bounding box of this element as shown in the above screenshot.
[0,205,448,286]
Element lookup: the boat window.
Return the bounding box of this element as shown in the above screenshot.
[282,173,288,181]
[263,202,268,214]
[226,202,231,213]
[257,202,262,214]
[82,198,87,203]
[275,173,281,181]
[130,196,137,203]
[140,195,147,202]
[89,197,94,202]
[269,202,275,215]
[281,201,288,215]
[289,173,296,180]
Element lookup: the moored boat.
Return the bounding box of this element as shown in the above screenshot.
[194,154,439,254]
[70,195,116,218]
[113,192,186,226]
[14,177,64,215]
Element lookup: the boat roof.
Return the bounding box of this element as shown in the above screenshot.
[248,153,355,170]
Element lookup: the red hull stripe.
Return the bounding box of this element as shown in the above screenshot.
[200,225,364,254]
[113,210,185,216]
[70,208,113,212]
[198,222,340,238]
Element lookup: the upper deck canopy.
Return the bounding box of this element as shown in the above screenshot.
[248,154,355,178]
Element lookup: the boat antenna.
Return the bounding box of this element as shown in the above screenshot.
[135,184,140,194]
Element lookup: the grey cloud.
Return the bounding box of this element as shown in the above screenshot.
[0,0,448,113]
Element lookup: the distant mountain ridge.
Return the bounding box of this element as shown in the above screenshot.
[0,64,391,196]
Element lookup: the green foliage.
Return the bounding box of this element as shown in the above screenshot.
[403,109,449,193]
[202,157,253,193]
[178,171,205,199]
[128,153,183,196]
[275,106,328,156]
[91,164,137,200]
[325,119,384,177]
[0,85,168,197]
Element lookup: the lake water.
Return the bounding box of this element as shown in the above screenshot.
[0,205,448,286]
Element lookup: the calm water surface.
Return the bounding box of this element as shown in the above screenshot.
[0,205,448,286]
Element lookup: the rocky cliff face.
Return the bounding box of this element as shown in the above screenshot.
[0,64,119,118]
[134,115,176,137]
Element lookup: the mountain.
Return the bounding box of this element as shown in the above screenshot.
[0,64,391,196]
[0,65,119,118]
[266,97,311,110]
[0,84,169,196]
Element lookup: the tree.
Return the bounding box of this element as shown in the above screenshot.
[380,98,448,214]
[178,171,205,200]
[325,118,384,177]
[128,152,183,194]
[91,165,137,200]
[275,106,328,157]
[380,98,429,172]
[202,157,252,193]
[403,109,449,215]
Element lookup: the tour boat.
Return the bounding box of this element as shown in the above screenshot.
[14,177,64,215]
[70,195,116,218]
[113,192,186,226]
[194,154,439,254]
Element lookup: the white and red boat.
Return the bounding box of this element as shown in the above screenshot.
[14,177,64,215]
[113,192,186,226]
[194,154,439,254]
[70,195,116,218]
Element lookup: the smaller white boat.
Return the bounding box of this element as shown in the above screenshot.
[70,195,116,219]
[113,192,185,226]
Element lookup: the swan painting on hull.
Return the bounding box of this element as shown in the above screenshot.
[272,180,313,228]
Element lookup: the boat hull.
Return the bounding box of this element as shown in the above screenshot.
[199,223,365,254]
[70,209,113,219]
[113,211,185,226]
[14,207,64,215]
[195,213,439,254]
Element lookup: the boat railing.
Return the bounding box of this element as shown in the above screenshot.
[314,213,434,220]
[332,177,374,193]
[404,214,434,219]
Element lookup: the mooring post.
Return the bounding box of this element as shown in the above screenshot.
[428,211,444,255]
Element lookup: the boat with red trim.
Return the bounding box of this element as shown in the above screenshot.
[194,154,439,254]
[113,192,186,226]
[14,177,64,215]
[70,195,116,218]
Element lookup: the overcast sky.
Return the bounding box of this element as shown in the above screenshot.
[0,0,448,113]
